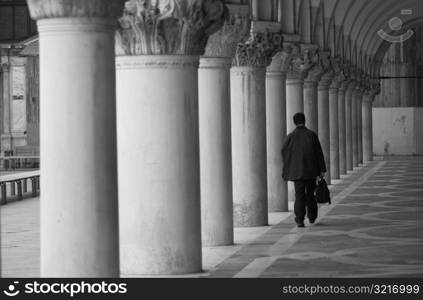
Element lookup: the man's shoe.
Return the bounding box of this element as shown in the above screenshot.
[295,217,305,228]
[309,219,316,224]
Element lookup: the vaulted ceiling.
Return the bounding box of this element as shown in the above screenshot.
[251,0,423,77]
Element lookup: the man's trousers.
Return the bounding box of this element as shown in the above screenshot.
[294,179,318,223]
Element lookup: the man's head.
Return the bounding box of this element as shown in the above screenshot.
[293,112,306,127]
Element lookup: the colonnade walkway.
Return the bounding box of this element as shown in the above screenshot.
[1,156,423,278]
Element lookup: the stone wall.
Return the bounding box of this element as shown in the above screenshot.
[373,107,423,155]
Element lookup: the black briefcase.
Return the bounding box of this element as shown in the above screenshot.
[315,178,331,204]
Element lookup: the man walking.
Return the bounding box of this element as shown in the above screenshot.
[282,113,326,227]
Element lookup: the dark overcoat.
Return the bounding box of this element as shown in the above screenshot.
[281,126,327,181]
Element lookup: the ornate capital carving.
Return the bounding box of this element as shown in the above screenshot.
[330,73,346,90]
[1,63,10,72]
[339,79,351,92]
[304,51,324,83]
[27,0,126,20]
[116,0,227,56]
[284,43,315,80]
[204,6,250,58]
[267,48,291,73]
[347,80,358,92]
[317,52,334,88]
[367,79,381,100]
[330,57,346,89]
[232,31,284,68]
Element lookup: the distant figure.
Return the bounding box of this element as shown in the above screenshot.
[282,113,326,228]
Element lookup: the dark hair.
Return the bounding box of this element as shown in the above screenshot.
[293,112,306,125]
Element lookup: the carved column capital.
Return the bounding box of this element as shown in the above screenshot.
[330,72,346,90]
[1,63,10,72]
[116,0,227,56]
[204,5,250,58]
[355,85,366,97]
[304,51,325,84]
[267,49,291,74]
[232,31,284,68]
[283,43,315,80]
[339,79,351,93]
[368,79,381,101]
[27,0,126,20]
[347,79,358,92]
[330,56,346,89]
[341,62,357,81]
[317,52,334,89]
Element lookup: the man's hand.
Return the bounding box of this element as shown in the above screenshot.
[319,172,326,180]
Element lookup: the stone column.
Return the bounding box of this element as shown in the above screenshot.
[231,31,283,226]
[286,76,304,133]
[285,44,311,201]
[115,0,226,275]
[286,72,303,203]
[318,69,333,184]
[303,80,318,132]
[27,0,125,277]
[1,63,12,153]
[345,80,356,171]
[266,51,288,212]
[303,52,322,133]
[338,81,348,175]
[329,73,343,181]
[357,85,364,165]
[199,8,250,246]
[285,44,310,133]
[352,84,360,168]
[363,85,380,162]
[362,91,372,163]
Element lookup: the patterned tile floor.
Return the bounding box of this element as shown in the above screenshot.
[1,157,422,278]
[208,157,423,278]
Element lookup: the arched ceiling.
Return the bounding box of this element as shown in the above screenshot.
[271,0,423,76]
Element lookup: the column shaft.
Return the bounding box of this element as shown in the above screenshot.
[286,77,304,202]
[345,84,354,171]
[231,67,268,226]
[329,87,339,180]
[266,70,288,212]
[38,18,119,277]
[362,96,374,162]
[303,81,318,133]
[338,88,347,175]
[352,89,358,167]
[199,58,233,246]
[117,56,202,275]
[357,91,363,164]
[286,78,304,133]
[318,84,331,184]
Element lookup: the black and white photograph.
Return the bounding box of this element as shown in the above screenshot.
[0,0,422,298]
